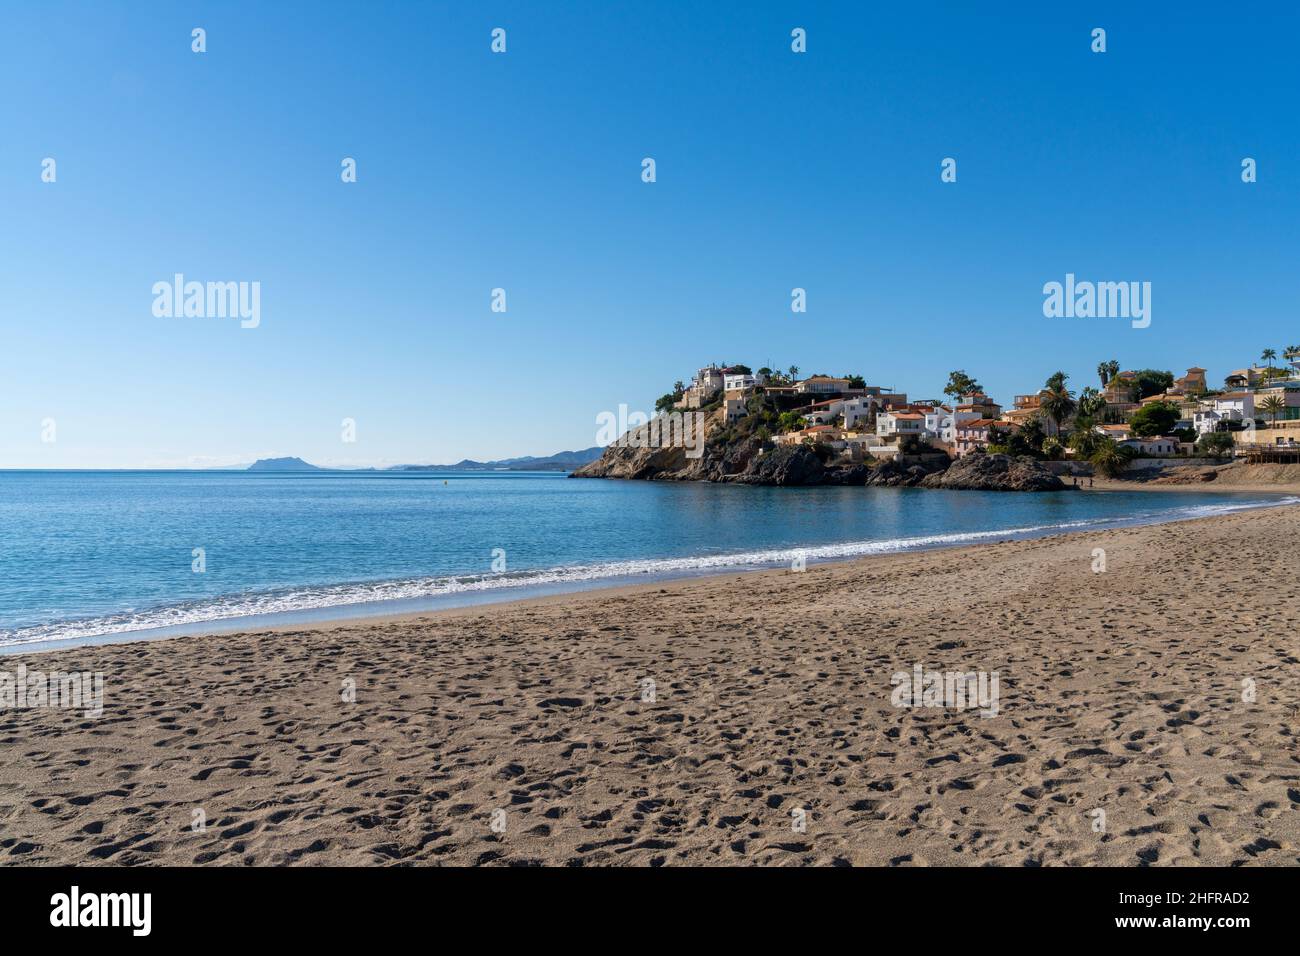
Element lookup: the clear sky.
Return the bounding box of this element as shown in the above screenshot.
[3,2,1297,468]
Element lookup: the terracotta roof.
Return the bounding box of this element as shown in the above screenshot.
[957,419,1004,429]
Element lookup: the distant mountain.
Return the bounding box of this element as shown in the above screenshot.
[389,447,604,472]
[247,457,324,472]
[242,448,604,473]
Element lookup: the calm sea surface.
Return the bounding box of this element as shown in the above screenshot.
[1,470,1294,649]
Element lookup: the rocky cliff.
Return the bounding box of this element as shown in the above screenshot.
[570,437,871,486]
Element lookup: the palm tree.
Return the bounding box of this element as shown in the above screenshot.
[1262,348,1277,372]
[1097,362,1111,388]
[1076,387,1108,420]
[787,365,800,381]
[1040,385,1077,435]
[1068,421,1103,459]
[1090,438,1134,478]
[1105,360,1120,386]
[1285,346,1300,377]
[1260,394,1285,425]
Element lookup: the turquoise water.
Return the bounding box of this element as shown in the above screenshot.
[0,470,1294,649]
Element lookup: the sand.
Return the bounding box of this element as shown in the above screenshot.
[1088,462,1300,495]
[2,505,1299,867]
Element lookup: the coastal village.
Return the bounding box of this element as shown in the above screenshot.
[662,350,1300,475]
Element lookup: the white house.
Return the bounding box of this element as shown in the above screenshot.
[723,372,766,392]
[923,405,956,444]
[876,410,926,438]
[795,376,851,396]
[1121,436,1180,456]
[1096,423,1133,442]
[802,398,846,426]
[1194,392,1255,436]
[842,397,877,430]
[695,366,724,392]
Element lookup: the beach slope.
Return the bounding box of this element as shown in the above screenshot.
[2,506,1298,866]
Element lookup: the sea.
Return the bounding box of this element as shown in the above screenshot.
[1,470,1294,651]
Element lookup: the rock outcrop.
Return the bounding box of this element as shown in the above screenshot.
[573,433,1066,491]
[571,439,872,486]
[920,453,1066,492]
[861,459,940,487]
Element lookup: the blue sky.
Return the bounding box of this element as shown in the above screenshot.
[2,2,1297,468]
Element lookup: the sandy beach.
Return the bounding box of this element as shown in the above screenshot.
[1086,463,1300,495]
[3,503,1299,866]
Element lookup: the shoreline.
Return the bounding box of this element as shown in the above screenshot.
[6,487,1298,657]
[3,505,1300,865]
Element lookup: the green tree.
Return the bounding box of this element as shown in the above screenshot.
[1077,387,1107,419]
[1068,422,1104,458]
[1129,401,1181,437]
[787,365,800,381]
[1261,348,1277,372]
[943,370,982,400]
[1195,431,1235,458]
[1131,369,1174,400]
[776,411,804,433]
[1090,438,1135,477]
[1078,387,1105,419]
[1019,416,1048,453]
